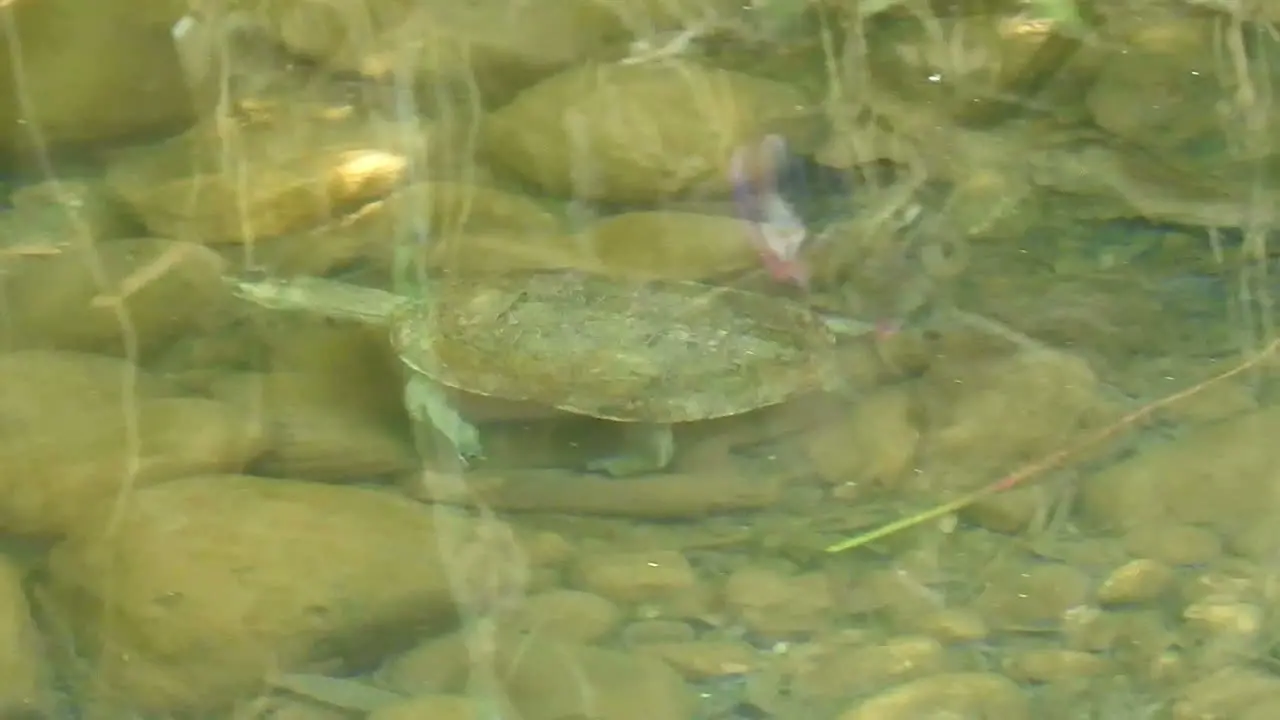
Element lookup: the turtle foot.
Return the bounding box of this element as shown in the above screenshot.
[441,419,484,464]
[404,375,484,464]
[586,423,674,478]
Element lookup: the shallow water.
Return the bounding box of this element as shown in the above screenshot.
[4,4,1280,719]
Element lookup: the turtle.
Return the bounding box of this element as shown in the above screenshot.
[226,270,869,477]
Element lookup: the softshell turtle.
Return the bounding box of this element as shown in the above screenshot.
[228,271,862,476]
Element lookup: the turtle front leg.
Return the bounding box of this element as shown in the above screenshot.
[586,423,675,478]
[404,373,484,463]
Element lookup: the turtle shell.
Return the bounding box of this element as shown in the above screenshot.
[390,272,839,423]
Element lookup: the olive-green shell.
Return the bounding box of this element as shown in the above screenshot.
[392,272,838,423]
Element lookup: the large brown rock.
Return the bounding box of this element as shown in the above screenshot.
[380,626,695,720]
[43,476,477,716]
[105,105,415,244]
[0,350,265,535]
[0,0,209,158]
[863,12,1087,125]
[484,61,814,203]
[1080,405,1280,559]
[0,554,53,716]
[243,181,566,276]
[1085,15,1277,193]
[259,0,745,104]
[0,238,231,356]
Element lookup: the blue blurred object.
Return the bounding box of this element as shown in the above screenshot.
[728,135,813,286]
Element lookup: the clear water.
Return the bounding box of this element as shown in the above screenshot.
[1,3,1278,719]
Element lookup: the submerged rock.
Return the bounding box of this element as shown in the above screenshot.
[484,61,815,203]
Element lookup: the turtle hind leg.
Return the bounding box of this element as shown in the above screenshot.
[586,423,675,478]
[404,374,484,463]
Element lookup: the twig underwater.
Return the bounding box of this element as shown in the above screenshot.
[825,337,1280,553]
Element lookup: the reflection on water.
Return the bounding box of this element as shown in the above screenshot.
[2,1,1280,718]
